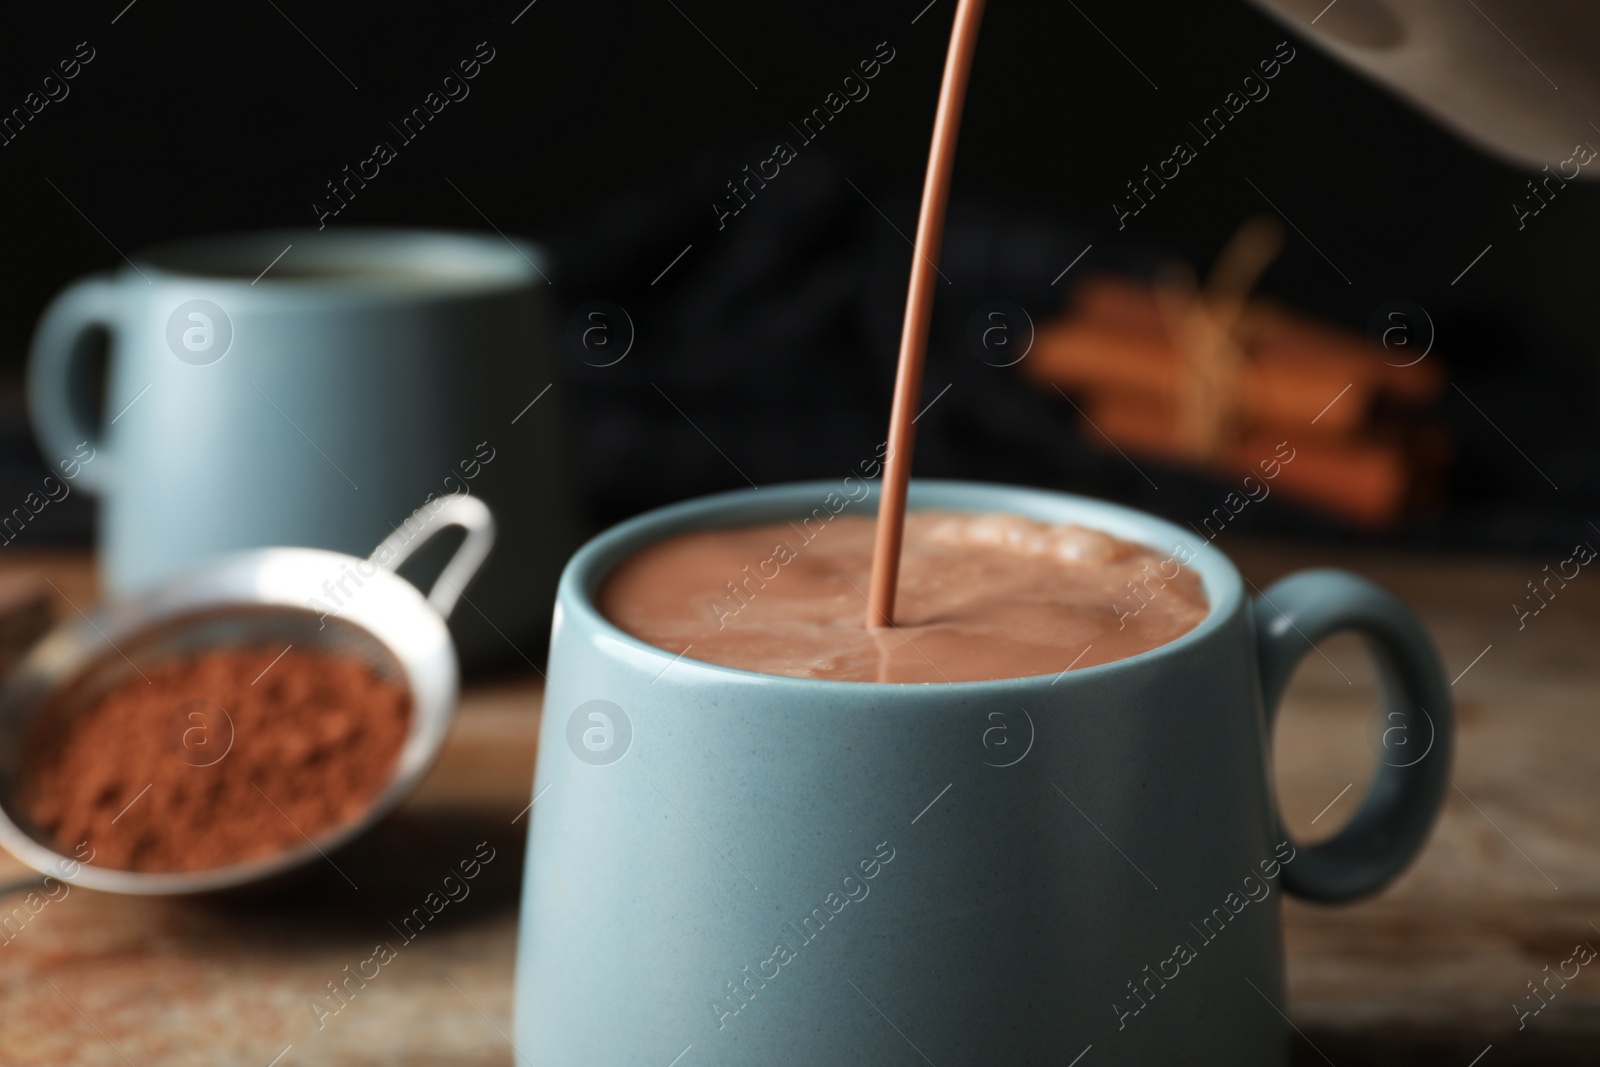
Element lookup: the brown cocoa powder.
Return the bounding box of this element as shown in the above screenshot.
[20,646,410,872]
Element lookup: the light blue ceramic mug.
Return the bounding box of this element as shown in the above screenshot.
[27,228,574,666]
[514,479,1452,1065]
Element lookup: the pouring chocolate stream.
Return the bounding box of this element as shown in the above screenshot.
[865,0,987,629]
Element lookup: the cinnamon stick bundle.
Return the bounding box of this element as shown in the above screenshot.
[1026,275,1444,436]
[1024,252,1449,527]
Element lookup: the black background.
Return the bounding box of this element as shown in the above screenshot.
[1,0,1594,549]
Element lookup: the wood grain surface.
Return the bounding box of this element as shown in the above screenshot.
[0,542,1594,1065]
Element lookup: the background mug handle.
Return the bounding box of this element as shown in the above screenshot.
[1254,569,1453,903]
[27,273,118,494]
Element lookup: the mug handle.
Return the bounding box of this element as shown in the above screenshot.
[368,493,497,621]
[27,274,118,493]
[1254,569,1453,903]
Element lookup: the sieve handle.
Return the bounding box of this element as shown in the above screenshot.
[370,494,497,620]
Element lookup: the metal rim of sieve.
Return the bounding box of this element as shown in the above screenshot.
[0,494,495,895]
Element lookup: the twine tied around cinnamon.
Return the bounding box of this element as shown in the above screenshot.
[1156,215,1284,465]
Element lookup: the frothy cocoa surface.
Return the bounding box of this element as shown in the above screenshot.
[598,511,1208,683]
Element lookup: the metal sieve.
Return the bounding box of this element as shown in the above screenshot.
[0,494,495,895]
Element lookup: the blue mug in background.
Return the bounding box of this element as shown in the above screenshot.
[514,480,1453,1065]
[27,227,575,667]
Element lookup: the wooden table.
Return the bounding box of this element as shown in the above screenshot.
[1,543,1595,1065]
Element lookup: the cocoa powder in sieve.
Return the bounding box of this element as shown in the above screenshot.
[21,646,410,873]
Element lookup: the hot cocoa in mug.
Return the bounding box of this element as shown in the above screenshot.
[514,480,1452,1065]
